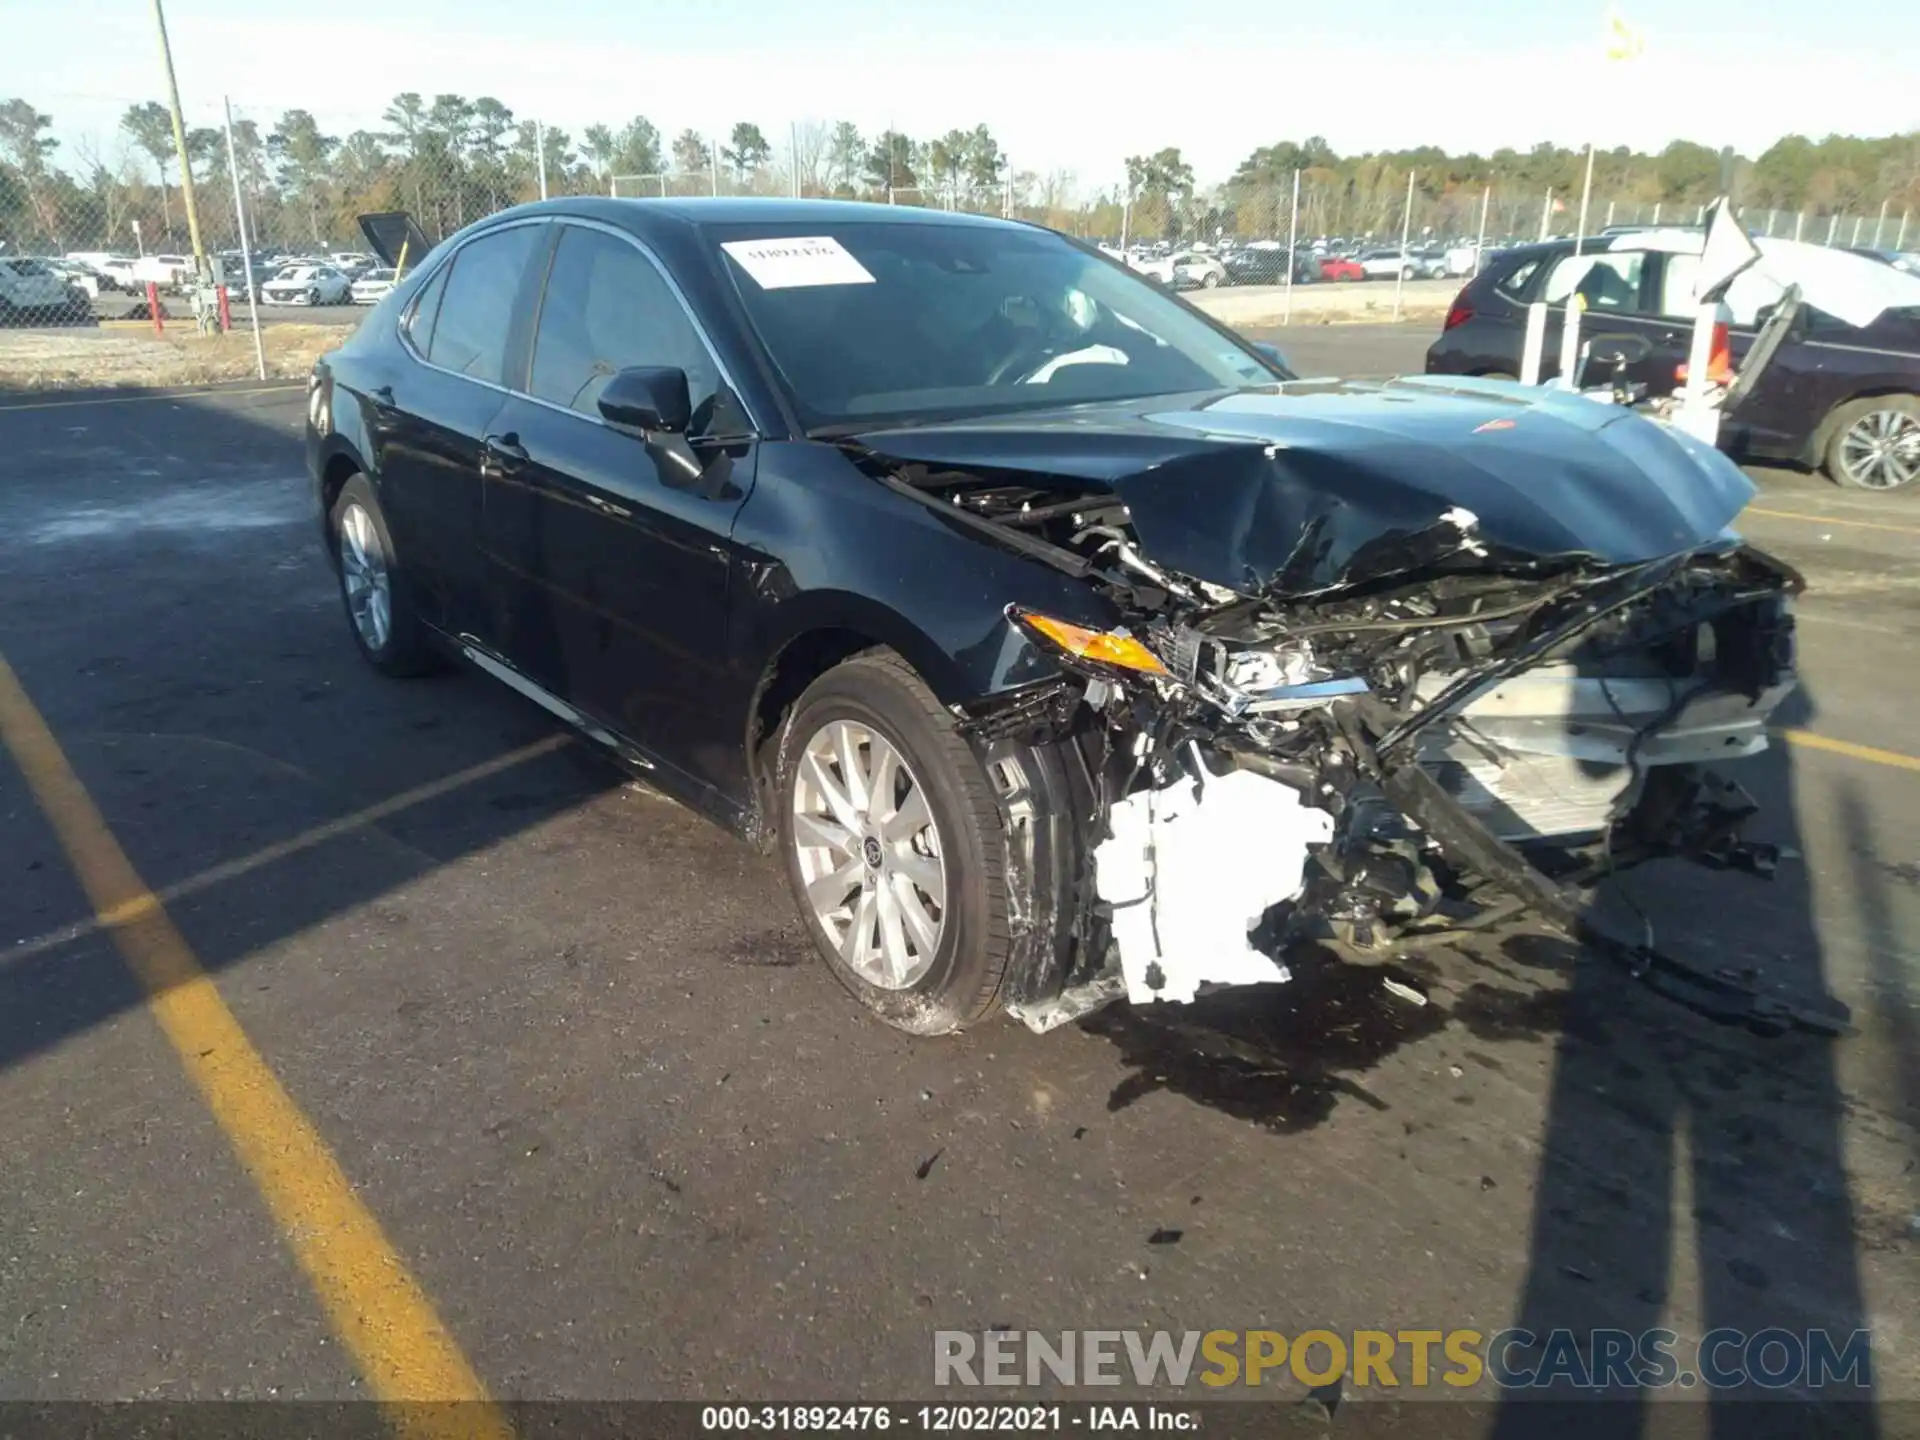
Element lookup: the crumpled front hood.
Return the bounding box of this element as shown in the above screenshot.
[850,377,1756,595]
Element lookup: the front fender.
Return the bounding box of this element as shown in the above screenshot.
[730,442,1122,707]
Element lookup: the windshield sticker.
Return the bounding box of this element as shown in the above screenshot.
[721,236,875,290]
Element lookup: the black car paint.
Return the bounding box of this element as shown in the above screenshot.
[852,377,1754,595]
[1425,239,1920,465]
[311,199,1758,846]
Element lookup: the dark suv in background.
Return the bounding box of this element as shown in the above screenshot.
[1425,238,1920,489]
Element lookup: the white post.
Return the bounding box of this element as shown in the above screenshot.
[1872,199,1889,248]
[1793,211,1805,242]
[790,122,800,198]
[1284,168,1299,325]
[1119,197,1130,253]
[1851,214,1865,246]
[1392,169,1415,321]
[1473,184,1489,277]
[222,96,265,380]
[1826,212,1840,245]
[534,119,549,200]
[1764,210,1777,237]
[1573,144,1595,256]
[1520,302,1548,386]
[1604,199,1615,230]
[1539,187,1553,241]
[1652,201,1662,226]
[1898,209,1911,251]
[1682,301,1718,410]
[710,137,720,197]
[608,172,617,197]
[1557,296,1585,390]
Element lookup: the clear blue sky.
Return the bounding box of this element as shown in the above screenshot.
[9,0,1916,189]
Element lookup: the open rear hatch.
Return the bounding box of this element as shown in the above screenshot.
[357,212,438,274]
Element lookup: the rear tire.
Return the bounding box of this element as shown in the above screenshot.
[328,474,440,677]
[1824,395,1920,490]
[775,651,1011,1035]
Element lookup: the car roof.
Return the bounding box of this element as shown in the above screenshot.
[475,195,1031,238]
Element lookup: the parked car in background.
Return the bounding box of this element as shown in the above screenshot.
[0,257,95,325]
[1407,247,1451,279]
[96,257,141,292]
[1426,234,1920,489]
[350,267,399,304]
[1137,250,1229,289]
[329,251,376,277]
[1223,246,1317,285]
[262,264,354,305]
[1443,244,1481,277]
[1319,255,1365,282]
[1356,248,1418,281]
[45,258,103,298]
[132,253,195,289]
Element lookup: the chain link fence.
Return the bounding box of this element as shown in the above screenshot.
[1,88,1914,387]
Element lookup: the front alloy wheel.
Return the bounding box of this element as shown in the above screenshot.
[776,651,1014,1034]
[792,719,947,990]
[1830,400,1920,490]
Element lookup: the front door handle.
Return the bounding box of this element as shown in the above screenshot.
[480,432,529,476]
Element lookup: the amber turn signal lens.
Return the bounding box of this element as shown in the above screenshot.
[1014,610,1170,676]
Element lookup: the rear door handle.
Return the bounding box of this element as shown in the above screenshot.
[480,432,528,475]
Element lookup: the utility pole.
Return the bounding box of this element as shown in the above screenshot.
[151,0,208,280]
[534,119,548,199]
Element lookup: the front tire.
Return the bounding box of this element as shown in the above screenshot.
[1825,396,1920,490]
[1201,270,1221,288]
[776,651,1012,1035]
[329,473,439,677]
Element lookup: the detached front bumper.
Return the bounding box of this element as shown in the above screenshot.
[1062,700,1848,1038]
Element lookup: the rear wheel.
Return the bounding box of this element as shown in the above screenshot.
[1825,396,1920,490]
[1201,270,1221,288]
[329,473,439,677]
[775,651,1011,1035]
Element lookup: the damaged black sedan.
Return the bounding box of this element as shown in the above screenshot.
[308,198,1837,1040]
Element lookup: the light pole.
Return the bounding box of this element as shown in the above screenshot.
[150,0,209,280]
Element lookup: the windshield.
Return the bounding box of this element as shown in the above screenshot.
[706,221,1287,429]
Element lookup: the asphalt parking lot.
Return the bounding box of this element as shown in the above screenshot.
[2,326,1917,1418]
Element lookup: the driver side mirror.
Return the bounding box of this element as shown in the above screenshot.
[598,366,691,435]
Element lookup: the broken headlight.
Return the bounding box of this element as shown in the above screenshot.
[1009,607,1171,679]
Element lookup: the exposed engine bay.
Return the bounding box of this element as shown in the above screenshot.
[845,422,1845,1038]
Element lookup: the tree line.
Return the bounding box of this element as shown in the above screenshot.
[1,90,1915,256]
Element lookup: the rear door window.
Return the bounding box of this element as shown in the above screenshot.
[1541,250,1648,313]
[424,224,543,385]
[1494,256,1543,298]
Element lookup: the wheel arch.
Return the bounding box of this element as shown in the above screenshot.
[741,597,966,823]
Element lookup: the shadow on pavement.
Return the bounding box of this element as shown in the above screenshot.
[1078,669,1885,1426]
[0,387,629,1075]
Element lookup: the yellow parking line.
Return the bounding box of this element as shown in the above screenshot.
[0,382,302,413]
[1746,506,1920,537]
[1779,727,1920,774]
[0,652,511,1440]
[2,732,572,966]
